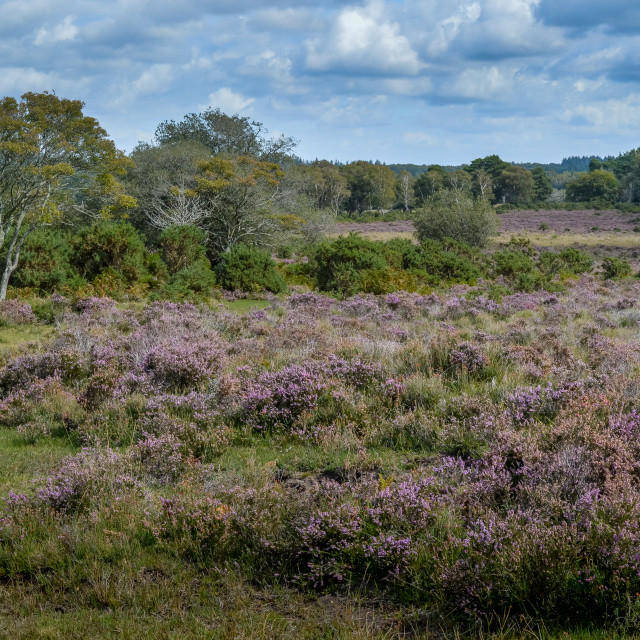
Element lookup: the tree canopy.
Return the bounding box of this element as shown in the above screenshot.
[0,91,130,298]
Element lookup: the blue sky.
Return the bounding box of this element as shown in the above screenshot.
[1,0,639,165]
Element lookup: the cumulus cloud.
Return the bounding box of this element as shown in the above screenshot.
[428,3,482,56]
[443,65,517,100]
[306,0,423,75]
[132,64,173,95]
[200,87,255,113]
[34,15,78,46]
[566,93,640,130]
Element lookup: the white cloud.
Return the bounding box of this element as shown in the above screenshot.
[200,87,254,113]
[428,3,481,56]
[384,77,433,96]
[402,130,439,146]
[244,50,292,82]
[34,16,78,46]
[133,64,173,94]
[445,65,516,99]
[306,0,423,75]
[566,93,640,130]
[573,78,604,93]
[0,67,60,93]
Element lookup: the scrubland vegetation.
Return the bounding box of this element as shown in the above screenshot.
[2,91,640,638]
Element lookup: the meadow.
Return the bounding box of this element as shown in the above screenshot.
[1,259,640,638]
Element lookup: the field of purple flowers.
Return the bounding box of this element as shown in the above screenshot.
[2,280,640,638]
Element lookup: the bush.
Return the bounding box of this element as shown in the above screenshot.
[215,244,286,293]
[414,191,500,248]
[420,240,484,284]
[70,221,159,293]
[602,257,632,280]
[159,225,209,274]
[492,250,536,278]
[11,228,75,293]
[157,225,216,300]
[312,234,388,293]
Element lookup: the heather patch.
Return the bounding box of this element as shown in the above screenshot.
[2,280,640,634]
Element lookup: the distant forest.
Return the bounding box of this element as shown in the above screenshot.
[388,155,600,177]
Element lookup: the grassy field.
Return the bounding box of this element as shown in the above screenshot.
[2,219,640,637]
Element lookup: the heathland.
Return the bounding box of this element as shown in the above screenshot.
[3,92,640,638]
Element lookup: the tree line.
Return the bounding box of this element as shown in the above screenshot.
[1,91,639,300]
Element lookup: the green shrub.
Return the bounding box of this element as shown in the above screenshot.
[215,244,286,293]
[602,257,632,280]
[557,248,594,275]
[414,191,500,248]
[420,243,483,285]
[492,250,536,278]
[312,234,387,292]
[159,225,209,274]
[71,221,151,285]
[11,228,75,293]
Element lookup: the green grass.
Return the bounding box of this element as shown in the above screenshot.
[0,429,76,498]
[220,299,271,313]
[0,324,53,361]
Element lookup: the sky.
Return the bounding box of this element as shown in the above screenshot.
[1,0,639,165]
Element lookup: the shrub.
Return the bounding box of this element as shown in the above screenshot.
[70,221,160,294]
[159,225,209,274]
[602,257,632,280]
[312,234,387,293]
[492,250,536,278]
[0,300,37,327]
[215,244,286,293]
[414,190,500,248]
[10,228,74,293]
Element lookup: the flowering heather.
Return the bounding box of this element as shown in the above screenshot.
[0,300,36,326]
[3,277,640,631]
[144,337,225,390]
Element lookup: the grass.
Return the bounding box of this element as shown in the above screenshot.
[495,231,640,248]
[220,299,271,313]
[0,429,76,498]
[0,324,54,361]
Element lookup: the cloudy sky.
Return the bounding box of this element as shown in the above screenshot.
[1,0,639,165]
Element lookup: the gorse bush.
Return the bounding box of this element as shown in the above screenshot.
[215,243,286,293]
[602,256,632,280]
[10,228,75,293]
[414,190,500,248]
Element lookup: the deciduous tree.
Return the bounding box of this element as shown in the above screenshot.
[0,92,130,299]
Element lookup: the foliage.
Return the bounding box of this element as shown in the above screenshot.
[499,166,536,205]
[194,155,285,255]
[70,220,161,295]
[566,170,619,202]
[341,161,396,213]
[154,107,296,163]
[9,228,74,293]
[215,243,286,293]
[531,167,554,202]
[602,256,632,279]
[0,91,132,299]
[414,190,500,247]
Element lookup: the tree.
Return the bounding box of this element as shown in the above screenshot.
[566,170,618,202]
[467,168,492,201]
[499,166,535,205]
[154,108,296,163]
[466,155,510,202]
[125,140,210,232]
[341,161,396,213]
[413,190,500,248]
[531,167,553,202]
[395,170,415,211]
[0,92,129,299]
[193,155,285,255]
[414,165,446,205]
